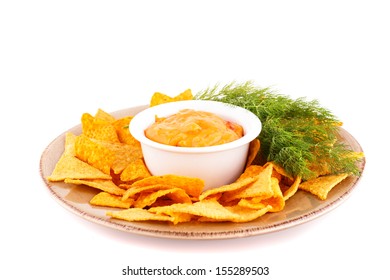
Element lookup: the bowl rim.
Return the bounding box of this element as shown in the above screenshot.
[130,100,262,154]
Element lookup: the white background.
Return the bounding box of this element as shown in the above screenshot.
[1,1,389,279]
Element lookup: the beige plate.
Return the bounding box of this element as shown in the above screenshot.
[40,105,366,240]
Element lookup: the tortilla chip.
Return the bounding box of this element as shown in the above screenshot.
[283,176,302,201]
[150,89,193,107]
[47,154,112,182]
[132,175,204,198]
[299,173,349,200]
[246,138,260,167]
[63,132,77,157]
[97,140,143,174]
[107,208,177,223]
[94,109,116,122]
[199,177,257,201]
[113,116,141,147]
[238,165,264,180]
[90,192,133,209]
[64,178,125,196]
[120,159,151,182]
[224,204,272,222]
[122,184,172,200]
[81,113,119,143]
[74,135,115,174]
[133,188,192,208]
[222,164,274,202]
[151,200,239,221]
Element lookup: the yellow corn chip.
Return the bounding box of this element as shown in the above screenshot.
[120,159,151,182]
[74,135,114,174]
[97,140,143,174]
[64,178,125,196]
[223,205,272,222]
[259,177,285,212]
[90,192,134,209]
[113,116,141,147]
[122,184,172,200]
[47,154,112,182]
[199,177,257,201]
[133,188,192,208]
[238,165,264,180]
[107,208,177,223]
[63,132,77,157]
[246,138,260,167]
[132,175,204,198]
[150,89,193,107]
[222,164,274,202]
[94,108,116,122]
[283,176,302,201]
[81,113,120,143]
[151,200,240,221]
[299,173,349,200]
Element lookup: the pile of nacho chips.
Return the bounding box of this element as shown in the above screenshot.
[47,89,355,225]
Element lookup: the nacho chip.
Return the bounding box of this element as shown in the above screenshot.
[299,173,349,200]
[150,89,193,107]
[94,108,116,122]
[75,135,143,175]
[151,200,239,221]
[223,204,272,222]
[107,208,177,223]
[113,116,141,147]
[63,132,77,157]
[199,177,257,201]
[97,140,143,174]
[283,176,302,201]
[134,188,192,208]
[81,113,119,143]
[74,135,115,174]
[151,200,272,223]
[237,177,285,212]
[237,165,264,181]
[222,164,274,202]
[122,184,172,200]
[64,178,124,195]
[47,154,112,182]
[246,138,260,167]
[132,175,204,198]
[120,159,151,182]
[90,192,133,209]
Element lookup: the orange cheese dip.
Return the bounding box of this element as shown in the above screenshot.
[145,109,244,147]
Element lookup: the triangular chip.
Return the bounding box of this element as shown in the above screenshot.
[133,188,192,208]
[283,176,302,201]
[47,154,111,182]
[94,109,116,122]
[107,208,177,223]
[81,113,120,143]
[299,173,349,200]
[199,177,256,201]
[113,116,141,147]
[150,89,193,107]
[90,192,133,209]
[64,178,125,196]
[120,159,151,182]
[74,135,115,174]
[132,175,204,198]
[246,138,260,167]
[221,164,274,202]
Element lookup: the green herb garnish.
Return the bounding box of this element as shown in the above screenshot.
[195,81,363,180]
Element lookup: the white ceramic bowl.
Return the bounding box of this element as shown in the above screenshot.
[130,100,262,190]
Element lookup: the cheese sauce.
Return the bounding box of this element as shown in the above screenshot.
[145,109,243,147]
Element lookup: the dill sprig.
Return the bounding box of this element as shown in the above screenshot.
[195,81,362,180]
